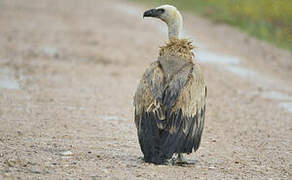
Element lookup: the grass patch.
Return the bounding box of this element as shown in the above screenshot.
[133,0,292,51]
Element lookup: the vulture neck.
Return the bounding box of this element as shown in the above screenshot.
[167,21,182,40]
[166,12,183,40]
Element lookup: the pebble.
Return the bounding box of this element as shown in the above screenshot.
[60,151,73,156]
[66,178,81,180]
[41,46,59,58]
[208,166,216,170]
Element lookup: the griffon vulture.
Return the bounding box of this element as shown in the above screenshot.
[134,5,207,165]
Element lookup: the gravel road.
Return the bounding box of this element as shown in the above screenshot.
[0,0,291,179]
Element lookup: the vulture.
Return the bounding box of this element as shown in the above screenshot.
[133,5,207,165]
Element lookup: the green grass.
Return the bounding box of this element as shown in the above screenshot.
[133,0,292,51]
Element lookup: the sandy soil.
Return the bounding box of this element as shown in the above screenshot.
[0,0,291,179]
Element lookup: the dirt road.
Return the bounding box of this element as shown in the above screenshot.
[0,0,291,179]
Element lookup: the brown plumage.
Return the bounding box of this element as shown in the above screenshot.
[134,38,207,164]
[135,4,206,164]
[159,38,195,61]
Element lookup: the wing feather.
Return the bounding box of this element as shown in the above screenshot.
[134,56,206,163]
[172,64,206,151]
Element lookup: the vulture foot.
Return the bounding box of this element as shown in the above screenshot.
[171,154,197,166]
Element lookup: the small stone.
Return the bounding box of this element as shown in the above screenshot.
[5,159,15,167]
[60,151,73,156]
[17,131,23,136]
[41,47,59,58]
[208,166,215,170]
[102,169,109,173]
[29,170,41,174]
[66,178,81,180]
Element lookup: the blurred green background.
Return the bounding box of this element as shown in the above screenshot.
[134,0,292,51]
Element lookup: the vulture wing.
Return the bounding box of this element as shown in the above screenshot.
[134,56,206,164]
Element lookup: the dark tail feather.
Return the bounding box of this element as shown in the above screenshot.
[138,111,172,164]
[138,108,204,164]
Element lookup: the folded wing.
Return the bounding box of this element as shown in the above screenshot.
[134,56,206,164]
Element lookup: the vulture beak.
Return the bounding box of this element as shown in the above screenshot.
[143,8,164,18]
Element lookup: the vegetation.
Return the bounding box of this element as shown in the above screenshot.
[134,0,292,51]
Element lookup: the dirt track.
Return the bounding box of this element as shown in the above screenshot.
[0,0,292,179]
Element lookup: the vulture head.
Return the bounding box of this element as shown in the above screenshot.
[143,5,183,40]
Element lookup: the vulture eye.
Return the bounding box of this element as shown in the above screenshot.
[157,8,165,14]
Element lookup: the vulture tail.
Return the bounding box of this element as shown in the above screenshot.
[138,108,204,164]
[138,111,172,164]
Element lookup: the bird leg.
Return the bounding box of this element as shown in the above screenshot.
[171,153,197,165]
[176,153,187,164]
